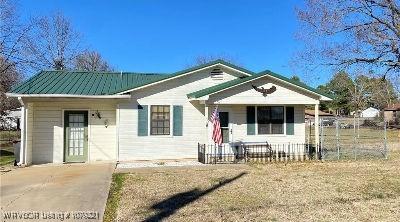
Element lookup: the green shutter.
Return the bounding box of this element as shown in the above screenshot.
[138,105,148,136]
[173,105,183,136]
[286,106,294,135]
[247,106,255,135]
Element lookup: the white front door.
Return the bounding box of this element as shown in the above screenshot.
[218,110,232,144]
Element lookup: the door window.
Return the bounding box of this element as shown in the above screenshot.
[219,112,229,143]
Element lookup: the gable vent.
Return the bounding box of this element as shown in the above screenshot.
[210,68,223,80]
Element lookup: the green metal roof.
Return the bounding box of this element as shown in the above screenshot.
[10,71,166,95]
[111,59,254,94]
[9,59,333,99]
[10,59,254,96]
[187,70,334,99]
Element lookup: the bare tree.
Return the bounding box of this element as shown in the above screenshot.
[1,0,25,122]
[23,12,83,71]
[188,54,240,67]
[0,56,22,124]
[74,50,113,71]
[295,0,400,83]
[351,75,370,113]
[0,0,31,74]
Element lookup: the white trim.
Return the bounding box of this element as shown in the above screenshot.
[18,97,25,166]
[62,109,90,163]
[189,75,266,100]
[189,74,332,101]
[265,75,331,101]
[254,105,286,136]
[217,107,234,144]
[116,104,120,162]
[116,63,253,95]
[6,93,131,99]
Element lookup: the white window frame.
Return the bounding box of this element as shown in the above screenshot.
[254,106,286,136]
[217,107,233,144]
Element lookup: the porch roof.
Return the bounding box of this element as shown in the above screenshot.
[187,70,334,100]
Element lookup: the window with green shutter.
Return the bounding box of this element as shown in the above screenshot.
[173,105,183,136]
[138,105,148,136]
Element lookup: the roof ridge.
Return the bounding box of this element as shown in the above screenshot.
[40,70,168,75]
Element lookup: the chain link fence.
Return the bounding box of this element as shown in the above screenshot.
[307,116,393,160]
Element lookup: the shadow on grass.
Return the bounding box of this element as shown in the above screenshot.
[1,149,14,156]
[143,172,247,222]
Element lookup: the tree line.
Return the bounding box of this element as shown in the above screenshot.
[1,0,113,119]
[316,72,398,115]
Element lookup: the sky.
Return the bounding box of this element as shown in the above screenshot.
[18,0,330,86]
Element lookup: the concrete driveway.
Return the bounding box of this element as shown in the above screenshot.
[1,163,114,221]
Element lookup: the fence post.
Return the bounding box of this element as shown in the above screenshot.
[336,117,340,160]
[384,121,388,159]
[353,116,357,160]
[320,118,324,160]
[214,144,217,164]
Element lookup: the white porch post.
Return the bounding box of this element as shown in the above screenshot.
[17,97,25,166]
[205,103,209,145]
[116,104,120,162]
[314,103,320,160]
[19,105,26,165]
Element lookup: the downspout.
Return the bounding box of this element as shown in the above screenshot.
[17,97,25,166]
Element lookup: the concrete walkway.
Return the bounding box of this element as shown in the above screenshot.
[1,163,114,221]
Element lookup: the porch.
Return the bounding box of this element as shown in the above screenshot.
[199,103,322,163]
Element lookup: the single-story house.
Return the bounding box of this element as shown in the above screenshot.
[6,60,332,165]
[360,107,380,118]
[384,103,400,123]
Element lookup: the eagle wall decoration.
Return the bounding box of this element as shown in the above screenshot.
[251,85,277,97]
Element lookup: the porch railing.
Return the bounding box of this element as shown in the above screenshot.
[198,142,316,164]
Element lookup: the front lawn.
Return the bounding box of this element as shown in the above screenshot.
[0,149,15,166]
[0,131,18,167]
[105,152,400,221]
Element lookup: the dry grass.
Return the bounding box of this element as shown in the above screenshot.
[111,153,400,222]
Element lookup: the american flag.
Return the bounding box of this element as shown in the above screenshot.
[211,107,222,145]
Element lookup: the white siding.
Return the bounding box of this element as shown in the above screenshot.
[27,99,117,164]
[228,105,306,144]
[118,68,243,160]
[208,76,320,105]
